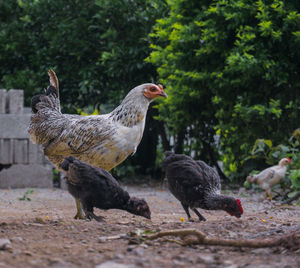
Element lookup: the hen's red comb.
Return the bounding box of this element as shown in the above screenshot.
[287,157,292,163]
[236,199,243,214]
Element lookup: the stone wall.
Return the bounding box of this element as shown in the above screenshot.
[0,89,53,188]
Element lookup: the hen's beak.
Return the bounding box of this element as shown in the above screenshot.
[157,84,168,98]
[158,91,168,98]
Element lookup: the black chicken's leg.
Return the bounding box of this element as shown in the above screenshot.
[192,208,206,221]
[82,205,105,222]
[181,202,194,222]
[74,198,86,220]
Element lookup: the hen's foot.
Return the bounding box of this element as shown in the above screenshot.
[192,208,206,221]
[85,212,105,222]
[74,212,86,220]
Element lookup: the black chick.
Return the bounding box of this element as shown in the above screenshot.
[60,157,151,221]
[162,151,243,221]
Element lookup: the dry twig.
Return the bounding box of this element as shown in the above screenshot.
[146,228,300,250]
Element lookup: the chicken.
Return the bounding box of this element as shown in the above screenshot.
[28,70,167,219]
[162,151,243,221]
[246,158,291,201]
[59,156,151,221]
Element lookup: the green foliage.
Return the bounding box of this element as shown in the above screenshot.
[0,0,165,110]
[289,170,300,190]
[19,188,34,201]
[148,0,300,180]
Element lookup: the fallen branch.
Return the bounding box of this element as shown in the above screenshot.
[146,228,300,250]
[281,192,300,205]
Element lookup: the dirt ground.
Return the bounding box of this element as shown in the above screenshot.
[0,185,299,268]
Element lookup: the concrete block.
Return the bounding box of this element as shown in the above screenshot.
[0,90,6,114]
[13,139,28,164]
[23,107,32,114]
[7,89,23,114]
[0,139,13,164]
[0,114,31,139]
[59,172,68,190]
[28,142,44,164]
[0,164,53,188]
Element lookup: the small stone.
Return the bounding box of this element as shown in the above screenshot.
[134,247,144,256]
[0,239,12,251]
[95,261,135,268]
[11,237,23,242]
[98,237,107,243]
[196,254,215,264]
[81,240,87,244]
[115,254,125,260]
[173,260,184,266]
[88,248,94,252]
[23,251,32,256]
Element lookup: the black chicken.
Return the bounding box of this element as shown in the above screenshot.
[60,157,151,221]
[162,151,243,221]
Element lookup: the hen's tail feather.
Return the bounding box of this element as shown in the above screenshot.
[48,69,59,95]
[30,70,61,114]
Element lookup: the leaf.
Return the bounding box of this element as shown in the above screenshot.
[264,140,273,148]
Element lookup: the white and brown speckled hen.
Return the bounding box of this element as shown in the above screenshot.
[246,158,291,201]
[28,70,167,219]
[60,156,151,221]
[162,151,243,221]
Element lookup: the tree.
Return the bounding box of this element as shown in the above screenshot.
[147,0,300,181]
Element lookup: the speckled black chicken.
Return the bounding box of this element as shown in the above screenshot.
[28,70,167,219]
[162,151,243,221]
[59,157,151,221]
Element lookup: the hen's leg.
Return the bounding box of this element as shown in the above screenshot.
[74,198,86,220]
[181,202,194,222]
[267,189,272,201]
[82,205,104,222]
[192,208,206,221]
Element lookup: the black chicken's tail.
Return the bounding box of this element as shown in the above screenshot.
[31,70,60,114]
[162,151,192,170]
[59,156,76,172]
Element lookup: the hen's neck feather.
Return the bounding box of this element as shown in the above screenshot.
[109,92,150,127]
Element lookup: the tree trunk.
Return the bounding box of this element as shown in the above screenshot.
[157,120,171,151]
[175,130,185,154]
[202,141,229,183]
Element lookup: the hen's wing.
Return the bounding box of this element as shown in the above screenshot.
[255,167,275,184]
[195,160,221,191]
[43,115,118,156]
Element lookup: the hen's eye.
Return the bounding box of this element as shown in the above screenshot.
[149,87,156,92]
